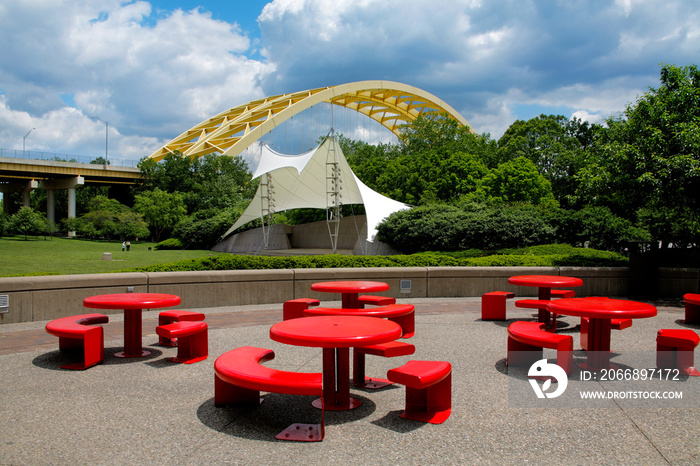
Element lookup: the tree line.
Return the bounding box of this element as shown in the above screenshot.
[2,64,698,253]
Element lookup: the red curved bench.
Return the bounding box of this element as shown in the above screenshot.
[214,346,324,441]
[507,321,573,374]
[387,360,452,424]
[157,310,205,346]
[45,313,109,370]
[156,321,208,364]
[303,304,415,338]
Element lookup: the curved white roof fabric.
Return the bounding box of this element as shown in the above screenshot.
[223,137,410,242]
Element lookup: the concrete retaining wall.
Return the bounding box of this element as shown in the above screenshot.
[1,266,697,324]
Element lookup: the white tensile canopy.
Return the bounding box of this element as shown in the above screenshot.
[223,136,410,243]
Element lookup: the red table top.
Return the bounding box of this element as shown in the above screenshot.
[508,275,583,288]
[310,281,389,294]
[547,297,657,320]
[270,316,401,348]
[83,293,181,310]
[684,293,700,306]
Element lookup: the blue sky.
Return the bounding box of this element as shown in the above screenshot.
[150,1,268,37]
[1,0,698,163]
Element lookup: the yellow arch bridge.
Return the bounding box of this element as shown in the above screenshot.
[148,80,471,161]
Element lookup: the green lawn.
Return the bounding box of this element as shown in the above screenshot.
[0,236,227,276]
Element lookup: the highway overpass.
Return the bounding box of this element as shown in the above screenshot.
[0,156,141,227]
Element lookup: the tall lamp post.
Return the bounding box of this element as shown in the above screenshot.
[23,128,35,158]
[91,116,108,165]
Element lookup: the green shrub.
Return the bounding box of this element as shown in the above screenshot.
[155,238,184,250]
[376,204,555,253]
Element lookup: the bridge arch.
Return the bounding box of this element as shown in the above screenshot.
[147,80,471,161]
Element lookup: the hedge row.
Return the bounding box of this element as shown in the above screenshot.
[118,244,628,273]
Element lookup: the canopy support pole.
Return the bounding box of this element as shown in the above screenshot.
[260,173,275,249]
[325,132,341,253]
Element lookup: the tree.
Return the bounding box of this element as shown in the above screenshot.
[190,153,256,212]
[115,211,149,240]
[90,156,110,166]
[497,114,597,206]
[479,157,557,206]
[64,195,148,240]
[133,188,186,241]
[577,64,700,246]
[398,113,498,167]
[9,207,46,240]
[135,152,255,214]
[135,152,195,196]
[0,212,9,238]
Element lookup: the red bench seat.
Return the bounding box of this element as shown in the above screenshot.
[353,341,416,389]
[683,293,700,324]
[157,310,205,346]
[550,290,575,298]
[358,295,396,308]
[507,321,573,374]
[45,313,109,370]
[387,360,452,424]
[283,298,320,320]
[657,329,700,376]
[515,299,558,329]
[481,291,515,320]
[156,321,208,364]
[580,317,632,351]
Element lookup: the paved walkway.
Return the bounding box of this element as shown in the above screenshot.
[1,297,699,464]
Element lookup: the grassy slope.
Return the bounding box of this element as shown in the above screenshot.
[0,236,227,276]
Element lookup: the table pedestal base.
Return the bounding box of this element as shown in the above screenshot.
[312,397,361,410]
[120,308,148,358]
[358,377,394,389]
[276,423,323,442]
[578,362,619,372]
[115,350,150,358]
[682,367,700,377]
[318,347,361,410]
[582,318,613,370]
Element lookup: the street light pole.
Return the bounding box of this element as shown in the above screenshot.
[91,116,108,165]
[23,128,35,158]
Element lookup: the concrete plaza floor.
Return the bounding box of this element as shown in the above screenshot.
[1,297,699,465]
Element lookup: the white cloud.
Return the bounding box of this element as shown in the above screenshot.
[0,0,274,162]
[1,0,698,161]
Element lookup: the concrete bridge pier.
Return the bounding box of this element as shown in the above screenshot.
[0,180,39,214]
[39,176,84,235]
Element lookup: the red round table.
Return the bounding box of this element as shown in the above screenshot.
[547,297,657,370]
[310,281,389,309]
[270,315,401,410]
[83,293,181,358]
[508,275,583,326]
[507,275,583,299]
